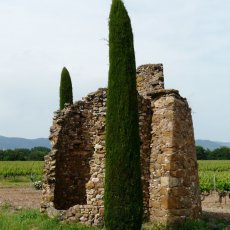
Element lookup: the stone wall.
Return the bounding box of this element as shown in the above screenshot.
[148,89,202,223]
[138,96,152,220]
[136,64,164,99]
[53,100,93,210]
[41,87,152,226]
[41,64,201,227]
[42,89,107,226]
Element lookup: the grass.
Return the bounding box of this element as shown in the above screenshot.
[1,203,229,230]
[0,204,99,230]
[142,217,230,230]
[0,161,43,188]
[0,176,32,188]
[0,161,43,177]
[1,161,230,229]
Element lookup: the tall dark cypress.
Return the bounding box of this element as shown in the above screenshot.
[59,67,73,110]
[105,0,143,229]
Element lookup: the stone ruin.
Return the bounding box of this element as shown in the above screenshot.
[41,64,202,227]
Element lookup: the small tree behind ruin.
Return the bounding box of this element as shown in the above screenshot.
[104,0,143,229]
[60,67,73,110]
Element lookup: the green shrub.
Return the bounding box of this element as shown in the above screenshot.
[60,67,73,110]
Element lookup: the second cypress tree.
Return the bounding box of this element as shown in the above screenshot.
[104,0,143,229]
[59,67,73,110]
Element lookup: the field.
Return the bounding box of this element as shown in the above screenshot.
[0,161,43,177]
[0,160,230,193]
[0,160,230,229]
[0,161,43,187]
[198,160,230,192]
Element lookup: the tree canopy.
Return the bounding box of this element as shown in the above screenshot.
[196,146,230,160]
[0,147,50,161]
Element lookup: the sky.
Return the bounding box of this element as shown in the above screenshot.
[0,0,230,142]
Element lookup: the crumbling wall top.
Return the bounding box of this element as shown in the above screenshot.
[136,64,164,99]
[147,89,179,99]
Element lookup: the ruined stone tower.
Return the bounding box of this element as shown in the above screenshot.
[41,64,201,226]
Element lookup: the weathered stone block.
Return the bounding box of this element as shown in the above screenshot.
[86,181,94,189]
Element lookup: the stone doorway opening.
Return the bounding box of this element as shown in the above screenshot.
[54,149,92,210]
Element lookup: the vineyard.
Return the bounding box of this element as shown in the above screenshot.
[198,160,230,192]
[0,161,43,177]
[0,160,229,193]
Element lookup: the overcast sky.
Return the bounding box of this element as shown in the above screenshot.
[0,0,230,142]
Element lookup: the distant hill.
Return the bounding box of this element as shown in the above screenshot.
[195,139,230,150]
[0,135,229,151]
[0,135,51,150]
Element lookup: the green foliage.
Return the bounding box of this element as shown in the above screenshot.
[173,219,208,230]
[0,207,229,230]
[0,207,99,230]
[60,67,73,110]
[0,176,32,188]
[196,146,207,160]
[30,147,50,161]
[105,0,142,229]
[212,147,230,160]
[0,161,43,177]
[142,217,230,230]
[0,147,50,161]
[198,160,230,192]
[196,146,230,160]
[198,160,230,171]
[198,171,213,192]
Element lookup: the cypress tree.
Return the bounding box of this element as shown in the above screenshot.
[59,67,73,110]
[105,0,143,229]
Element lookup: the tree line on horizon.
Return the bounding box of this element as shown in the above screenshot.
[1,145,229,162]
[196,146,230,160]
[0,147,50,161]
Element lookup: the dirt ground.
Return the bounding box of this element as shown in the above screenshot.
[0,187,42,209]
[202,191,230,222]
[0,188,229,221]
